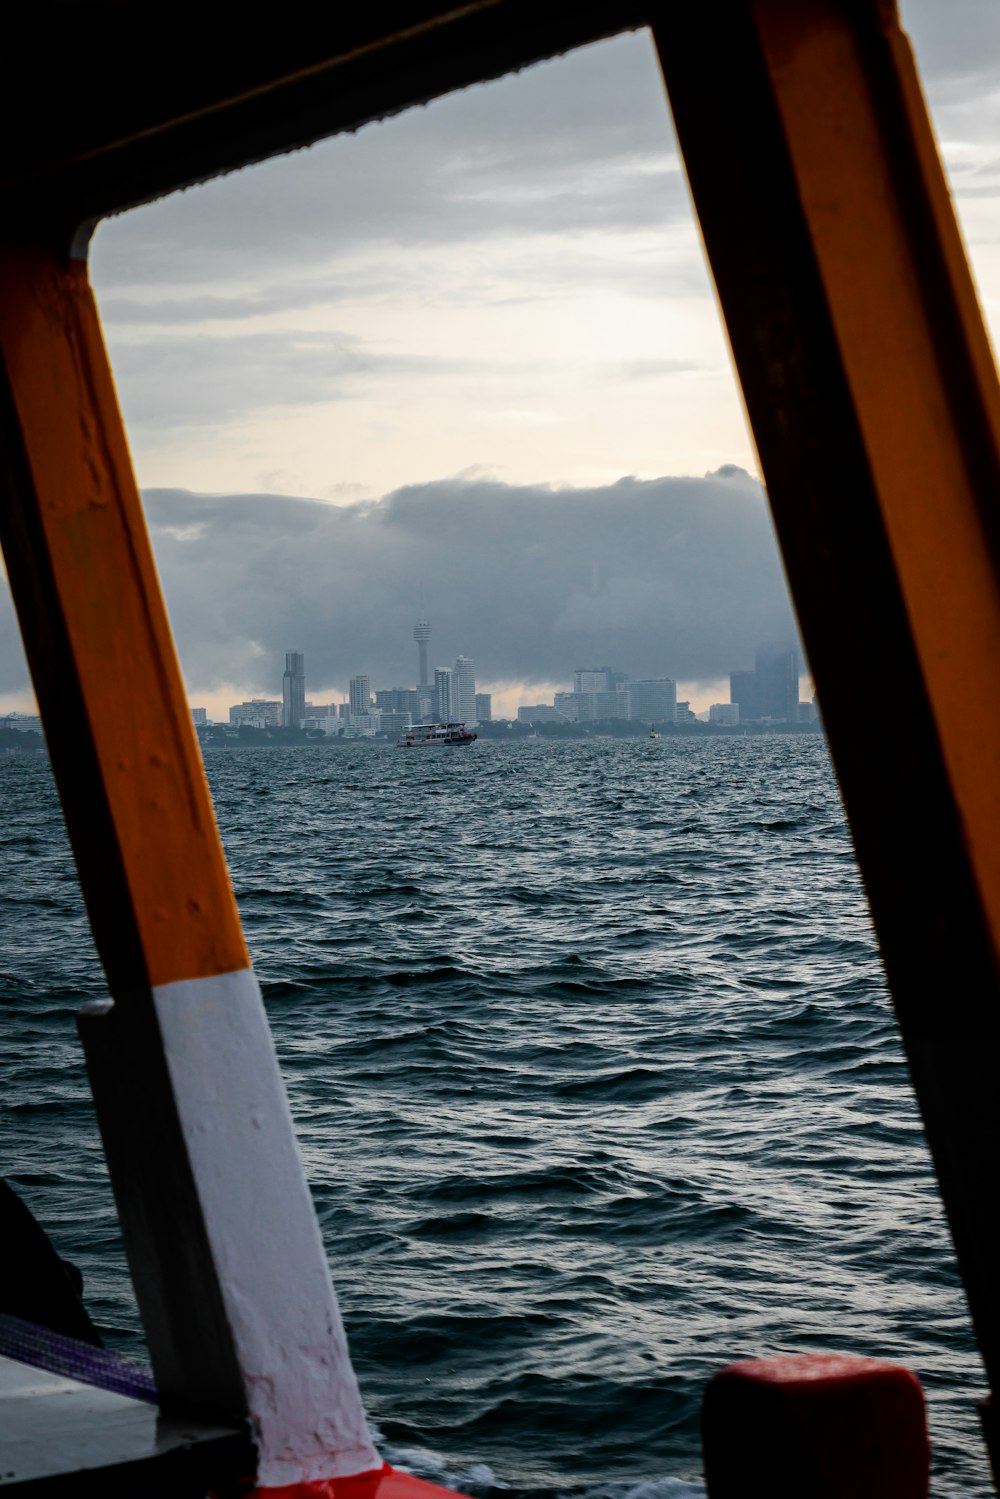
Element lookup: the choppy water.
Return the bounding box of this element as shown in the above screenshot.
[0,737,991,1496]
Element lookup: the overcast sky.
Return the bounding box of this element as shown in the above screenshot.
[3,2,1000,717]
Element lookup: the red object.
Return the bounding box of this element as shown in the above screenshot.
[701,1353,930,1499]
[251,1462,470,1499]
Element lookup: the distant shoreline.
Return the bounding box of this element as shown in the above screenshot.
[194,721,825,749]
[2,719,826,759]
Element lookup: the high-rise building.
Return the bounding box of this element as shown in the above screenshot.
[376,688,422,717]
[755,645,799,721]
[709,703,740,725]
[570,690,629,722]
[730,669,762,722]
[342,708,381,738]
[301,710,340,734]
[574,667,615,693]
[517,705,564,723]
[414,618,432,688]
[231,699,282,727]
[282,651,305,728]
[475,693,492,722]
[728,648,799,722]
[453,655,477,725]
[2,712,44,735]
[349,675,372,716]
[594,691,629,721]
[190,708,207,726]
[434,666,454,721]
[626,679,677,723]
[379,710,413,739]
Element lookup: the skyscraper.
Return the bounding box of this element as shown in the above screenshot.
[574,667,614,693]
[755,644,799,721]
[349,675,371,717]
[414,618,431,688]
[730,669,761,722]
[282,651,305,728]
[453,655,477,725]
[627,679,677,723]
[232,699,282,728]
[729,647,800,722]
[434,667,454,722]
[376,688,421,717]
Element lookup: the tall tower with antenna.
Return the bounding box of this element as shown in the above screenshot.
[413,617,431,688]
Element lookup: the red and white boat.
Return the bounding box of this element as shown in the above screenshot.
[396,721,477,748]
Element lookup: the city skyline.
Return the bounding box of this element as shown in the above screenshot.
[208,633,805,735]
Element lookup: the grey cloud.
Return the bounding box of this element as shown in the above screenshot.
[92,34,692,439]
[107,329,480,429]
[127,470,797,699]
[945,163,1000,200]
[90,32,684,290]
[105,319,618,437]
[98,231,694,348]
[107,329,369,426]
[900,0,1000,85]
[97,286,351,326]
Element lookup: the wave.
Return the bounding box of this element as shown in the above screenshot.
[0,739,989,1496]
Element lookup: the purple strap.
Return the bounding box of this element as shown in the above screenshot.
[0,1313,158,1403]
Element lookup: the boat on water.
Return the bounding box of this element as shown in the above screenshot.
[396,721,477,748]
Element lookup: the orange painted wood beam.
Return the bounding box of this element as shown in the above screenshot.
[652,0,1000,1474]
[751,0,1000,953]
[0,238,377,1483]
[0,237,246,993]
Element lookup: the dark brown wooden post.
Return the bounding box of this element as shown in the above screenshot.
[651,0,1000,1477]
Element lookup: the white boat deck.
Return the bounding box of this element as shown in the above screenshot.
[0,1352,250,1495]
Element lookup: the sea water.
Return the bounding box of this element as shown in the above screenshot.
[0,737,990,1497]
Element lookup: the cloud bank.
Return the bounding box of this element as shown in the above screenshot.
[1,470,799,704]
[0,468,792,708]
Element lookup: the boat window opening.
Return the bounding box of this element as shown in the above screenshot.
[2,3,1000,1493]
